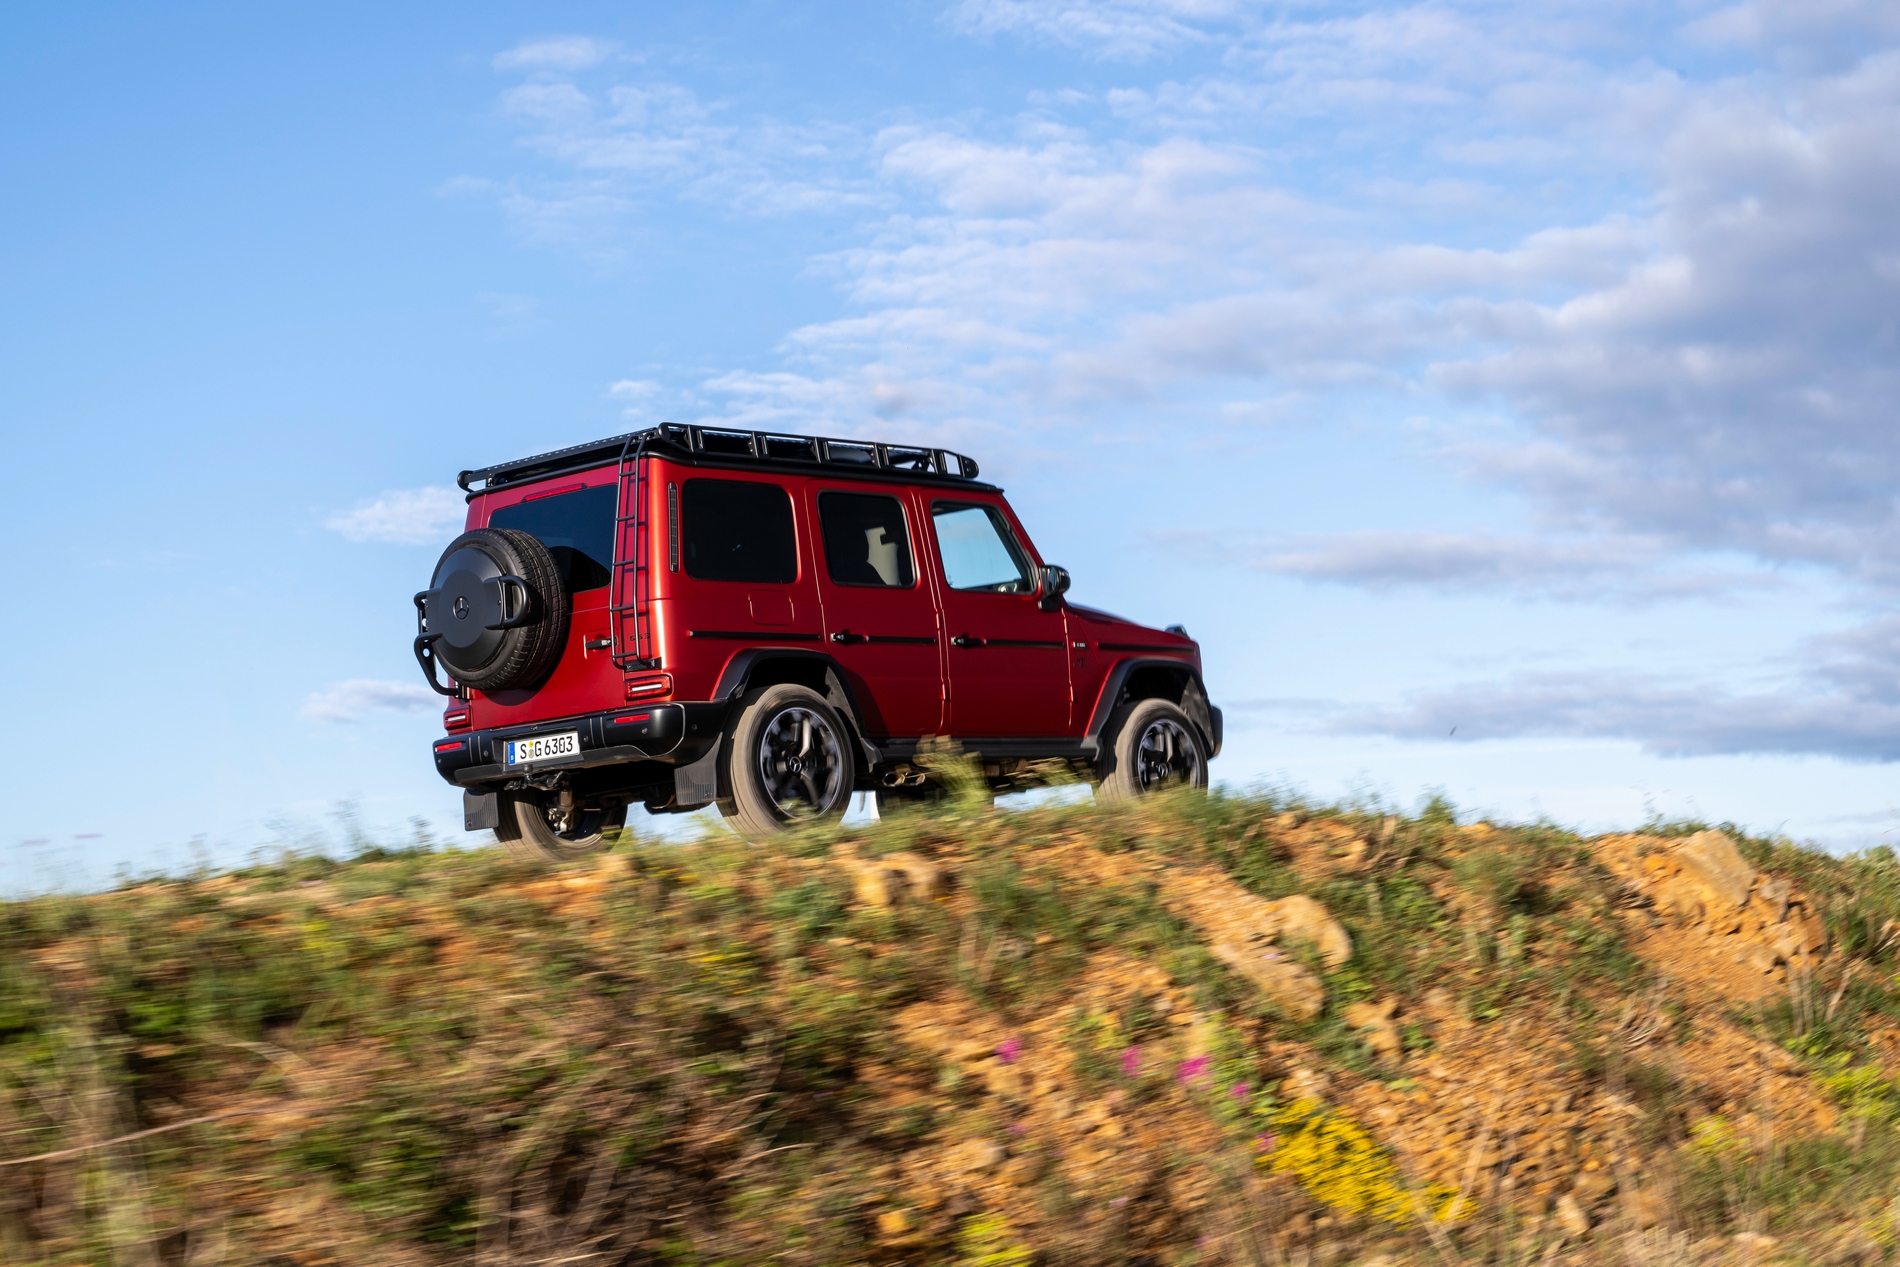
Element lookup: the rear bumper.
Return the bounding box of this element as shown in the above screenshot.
[431,701,730,789]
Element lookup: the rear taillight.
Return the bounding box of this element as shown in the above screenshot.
[444,710,471,730]
[434,740,465,754]
[613,712,652,726]
[626,675,673,700]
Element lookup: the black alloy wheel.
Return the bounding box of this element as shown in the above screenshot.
[1134,714,1203,791]
[722,684,856,836]
[757,705,846,816]
[1097,697,1209,801]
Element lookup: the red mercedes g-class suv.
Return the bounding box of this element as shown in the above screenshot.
[416,425,1220,855]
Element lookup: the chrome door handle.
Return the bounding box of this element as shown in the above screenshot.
[950,634,984,648]
[829,630,867,645]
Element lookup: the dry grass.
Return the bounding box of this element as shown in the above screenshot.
[4,792,1900,1264]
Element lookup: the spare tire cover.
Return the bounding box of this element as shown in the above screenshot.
[421,528,569,692]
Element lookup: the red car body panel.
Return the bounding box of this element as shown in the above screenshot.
[422,427,1216,809]
[453,457,1201,739]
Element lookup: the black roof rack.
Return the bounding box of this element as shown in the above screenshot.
[457,423,985,495]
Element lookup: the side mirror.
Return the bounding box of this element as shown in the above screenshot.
[1037,564,1072,611]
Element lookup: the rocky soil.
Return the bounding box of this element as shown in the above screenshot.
[5,791,1900,1266]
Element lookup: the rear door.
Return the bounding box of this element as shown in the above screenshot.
[928,498,1070,738]
[807,483,944,737]
[654,475,825,702]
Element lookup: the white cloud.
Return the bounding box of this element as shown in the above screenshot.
[485,68,879,241]
[475,15,1900,572]
[1425,53,1900,584]
[325,487,467,545]
[493,36,616,72]
[301,679,441,724]
[609,378,663,417]
[946,0,1247,60]
[471,10,1900,761]
[697,370,885,430]
[1316,614,1900,762]
[1687,0,1900,50]
[827,24,1900,596]
[1329,670,1900,763]
[1243,530,1779,602]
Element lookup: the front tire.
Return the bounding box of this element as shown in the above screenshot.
[1096,698,1208,801]
[495,793,626,862]
[721,685,855,837]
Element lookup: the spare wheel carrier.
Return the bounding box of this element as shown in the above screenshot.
[414,527,569,693]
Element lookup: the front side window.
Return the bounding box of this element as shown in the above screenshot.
[488,484,616,593]
[819,491,915,588]
[931,502,1033,593]
[682,478,797,583]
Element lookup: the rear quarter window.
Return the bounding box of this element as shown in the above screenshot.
[682,478,798,584]
[488,484,616,593]
[818,490,915,587]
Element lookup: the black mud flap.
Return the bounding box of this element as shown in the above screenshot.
[1181,676,1222,759]
[673,745,721,811]
[464,790,502,832]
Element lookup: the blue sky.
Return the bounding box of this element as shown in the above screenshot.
[5,0,1898,888]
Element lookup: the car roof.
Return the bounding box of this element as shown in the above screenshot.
[460,424,998,497]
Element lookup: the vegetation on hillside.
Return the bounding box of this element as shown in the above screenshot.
[6,782,1900,1265]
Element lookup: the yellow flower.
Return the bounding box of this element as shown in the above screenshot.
[1259,1098,1461,1225]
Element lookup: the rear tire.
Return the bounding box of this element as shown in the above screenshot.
[1096,698,1208,801]
[494,792,626,862]
[721,685,855,838]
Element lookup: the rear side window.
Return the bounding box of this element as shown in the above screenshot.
[819,491,915,588]
[931,502,1033,593]
[682,479,797,583]
[488,484,616,593]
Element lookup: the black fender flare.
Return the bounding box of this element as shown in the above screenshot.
[708,648,882,775]
[1084,658,1222,760]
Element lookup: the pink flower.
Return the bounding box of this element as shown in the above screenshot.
[1119,1046,1142,1076]
[996,1036,1023,1065]
[1176,1055,1212,1087]
[1231,1081,1250,1102]
[1008,1120,1027,1136]
[1255,1132,1277,1153]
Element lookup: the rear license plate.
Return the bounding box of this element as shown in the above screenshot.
[503,731,581,767]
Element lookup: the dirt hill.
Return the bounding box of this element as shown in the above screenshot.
[7,784,1900,1266]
